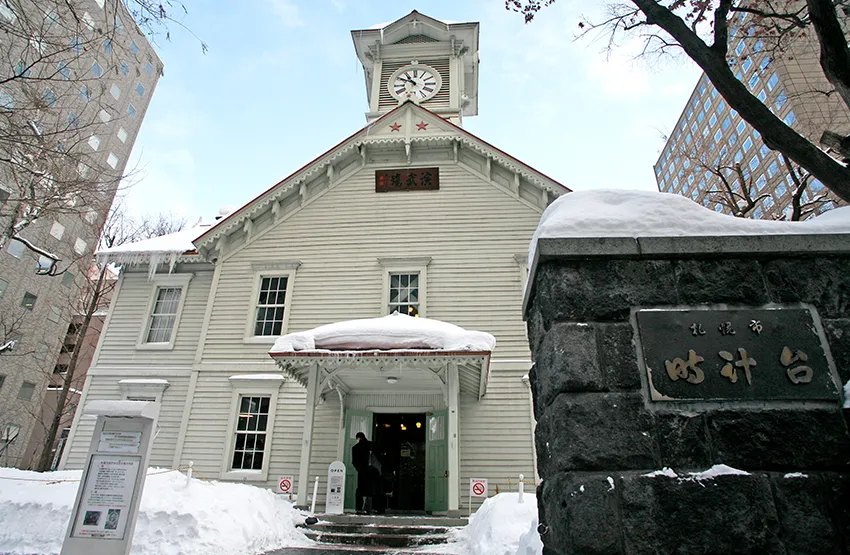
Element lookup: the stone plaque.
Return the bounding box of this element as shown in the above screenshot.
[634,307,839,402]
[375,168,439,193]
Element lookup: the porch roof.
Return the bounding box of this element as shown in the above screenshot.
[270,349,491,400]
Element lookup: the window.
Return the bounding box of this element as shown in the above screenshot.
[35,343,49,360]
[98,109,111,123]
[15,60,30,77]
[79,86,90,102]
[107,152,119,169]
[757,89,766,102]
[754,41,763,53]
[120,61,130,76]
[742,58,752,72]
[54,364,69,375]
[736,120,746,134]
[61,271,74,287]
[0,1,15,21]
[760,144,770,158]
[735,41,745,55]
[57,62,71,79]
[748,74,759,89]
[253,276,288,336]
[127,103,136,118]
[117,127,128,143]
[74,237,87,254]
[145,288,181,343]
[722,117,731,130]
[709,114,717,127]
[139,275,191,349]
[135,82,144,97]
[145,61,154,75]
[103,39,112,54]
[763,195,774,209]
[88,135,100,151]
[749,156,760,171]
[767,73,779,91]
[43,88,57,107]
[8,239,24,258]
[775,90,787,110]
[231,396,269,471]
[69,36,82,53]
[379,257,430,318]
[767,161,779,178]
[389,273,421,316]
[0,277,7,297]
[729,133,738,146]
[743,137,753,152]
[760,58,770,71]
[91,61,103,77]
[21,291,37,310]
[697,111,704,123]
[18,381,35,401]
[110,83,120,99]
[775,182,787,197]
[714,129,722,142]
[130,40,140,55]
[811,179,824,194]
[784,112,796,126]
[50,220,65,240]
[48,306,61,323]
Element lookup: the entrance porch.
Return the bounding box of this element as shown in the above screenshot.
[270,349,491,515]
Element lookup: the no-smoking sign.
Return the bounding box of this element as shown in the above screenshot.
[470,478,488,497]
[278,475,294,494]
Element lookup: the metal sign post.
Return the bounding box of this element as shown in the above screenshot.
[60,401,158,555]
[278,475,294,499]
[469,478,488,515]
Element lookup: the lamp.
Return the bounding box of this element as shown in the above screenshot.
[386,376,398,385]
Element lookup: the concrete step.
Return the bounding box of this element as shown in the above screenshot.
[262,546,449,554]
[317,514,467,528]
[302,523,451,535]
[301,530,448,548]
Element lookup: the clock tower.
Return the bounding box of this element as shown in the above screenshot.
[351,11,480,126]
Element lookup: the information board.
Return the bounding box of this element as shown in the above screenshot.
[325,461,346,514]
[71,455,141,540]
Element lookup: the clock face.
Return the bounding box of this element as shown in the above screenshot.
[388,64,442,101]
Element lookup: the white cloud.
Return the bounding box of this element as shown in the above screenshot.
[265,0,305,28]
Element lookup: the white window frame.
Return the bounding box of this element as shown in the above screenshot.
[119,379,169,403]
[243,262,299,344]
[137,274,192,350]
[220,374,284,481]
[378,257,431,317]
[514,254,529,294]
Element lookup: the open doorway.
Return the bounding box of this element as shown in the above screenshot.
[372,413,426,513]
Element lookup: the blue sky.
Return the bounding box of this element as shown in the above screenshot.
[122,0,702,221]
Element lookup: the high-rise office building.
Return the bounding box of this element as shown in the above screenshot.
[0,0,161,468]
[654,22,848,220]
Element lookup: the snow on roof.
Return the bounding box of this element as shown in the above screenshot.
[368,17,458,29]
[270,313,496,354]
[531,189,850,262]
[96,224,210,278]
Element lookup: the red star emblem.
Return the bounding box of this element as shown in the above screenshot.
[389,123,401,132]
[416,121,428,131]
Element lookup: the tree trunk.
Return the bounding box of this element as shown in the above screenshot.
[807,0,850,111]
[631,0,850,202]
[36,264,107,472]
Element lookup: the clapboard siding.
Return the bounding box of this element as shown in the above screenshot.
[95,267,214,366]
[459,363,536,512]
[63,372,190,469]
[201,164,538,363]
[346,393,446,412]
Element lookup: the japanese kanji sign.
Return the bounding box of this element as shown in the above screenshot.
[635,307,840,402]
[375,168,440,193]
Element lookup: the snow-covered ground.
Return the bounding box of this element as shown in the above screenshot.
[0,467,541,555]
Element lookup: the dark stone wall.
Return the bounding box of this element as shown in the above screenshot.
[526,253,850,555]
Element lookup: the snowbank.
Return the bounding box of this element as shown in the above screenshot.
[270,313,496,353]
[530,189,850,262]
[0,467,310,555]
[449,493,541,555]
[844,379,849,409]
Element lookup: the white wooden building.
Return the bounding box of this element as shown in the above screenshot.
[61,11,568,515]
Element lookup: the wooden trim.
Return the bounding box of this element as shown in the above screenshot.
[171,369,199,468]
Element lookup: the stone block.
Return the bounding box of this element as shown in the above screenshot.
[533,260,677,323]
[770,473,842,554]
[534,323,605,409]
[762,257,850,319]
[707,409,850,471]
[821,472,850,553]
[673,258,769,305]
[529,363,542,423]
[620,471,784,555]
[655,412,711,469]
[536,392,657,476]
[822,318,850,384]
[538,472,622,555]
[596,323,642,391]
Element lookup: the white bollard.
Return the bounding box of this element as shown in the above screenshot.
[186,461,194,486]
[310,476,319,514]
[518,474,524,504]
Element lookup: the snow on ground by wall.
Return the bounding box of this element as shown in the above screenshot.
[844,380,850,408]
[444,493,541,555]
[530,189,850,262]
[270,312,496,353]
[0,467,311,555]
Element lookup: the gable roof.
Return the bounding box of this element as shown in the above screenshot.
[193,100,569,252]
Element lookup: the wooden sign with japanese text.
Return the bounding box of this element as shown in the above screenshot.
[634,307,840,402]
[375,168,439,193]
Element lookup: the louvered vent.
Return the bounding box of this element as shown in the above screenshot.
[394,34,439,44]
[379,58,451,111]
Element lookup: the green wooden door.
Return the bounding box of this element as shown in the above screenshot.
[343,410,373,511]
[424,410,448,513]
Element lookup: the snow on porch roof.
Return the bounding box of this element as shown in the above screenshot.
[269,313,494,398]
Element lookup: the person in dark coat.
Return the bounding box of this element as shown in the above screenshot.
[352,431,376,513]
